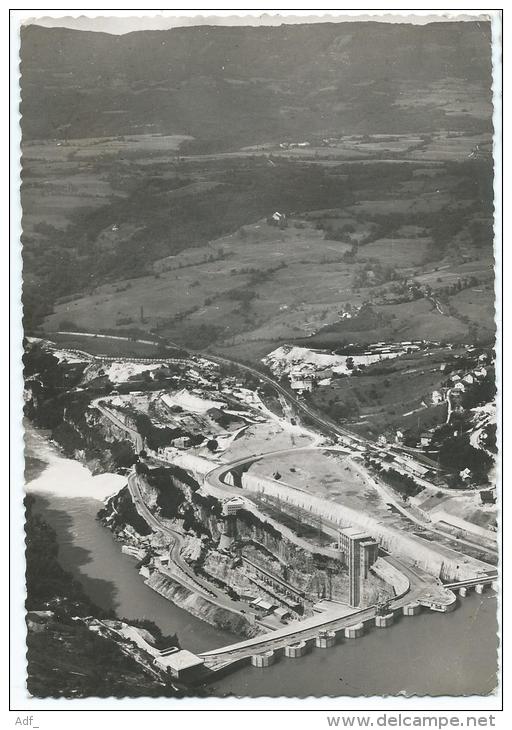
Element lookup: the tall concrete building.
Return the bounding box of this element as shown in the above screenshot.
[339,527,379,607]
[218,496,245,549]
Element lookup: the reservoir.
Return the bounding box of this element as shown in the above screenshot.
[25,424,499,698]
[24,424,236,653]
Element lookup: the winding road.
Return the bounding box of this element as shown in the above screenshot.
[127,470,251,616]
[90,356,496,562]
[51,334,495,603]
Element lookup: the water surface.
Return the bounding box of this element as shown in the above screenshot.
[25,422,499,696]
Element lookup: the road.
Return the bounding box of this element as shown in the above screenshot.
[93,379,496,563]
[199,554,454,671]
[92,400,144,452]
[55,335,477,669]
[56,330,161,347]
[197,351,369,445]
[55,329,450,487]
[200,604,377,669]
[446,387,457,424]
[57,333,496,564]
[202,445,498,561]
[127,471,251,616]
[444,574,497,589]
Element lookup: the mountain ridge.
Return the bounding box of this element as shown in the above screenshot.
[20,22,493,145]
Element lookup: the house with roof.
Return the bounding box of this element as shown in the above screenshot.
[431,390,444,404]
[222,496,245,516]
[155,649,204,681]
[273,607,291,623]
[474,367,487,379]
[290,372,314,392]
[459,467,472,483]
[250,597,277,616]
[268,211,287,228]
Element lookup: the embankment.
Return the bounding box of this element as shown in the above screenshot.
[241,473,492,581]
[145,570,261,639]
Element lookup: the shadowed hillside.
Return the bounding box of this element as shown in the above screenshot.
[20,21,492,145]
[20,20,495,353]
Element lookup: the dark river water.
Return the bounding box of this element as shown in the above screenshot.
[25,424,499,698]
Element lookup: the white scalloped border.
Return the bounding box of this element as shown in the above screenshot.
[8,7,502,713]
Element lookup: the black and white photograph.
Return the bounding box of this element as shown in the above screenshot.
[10,7,502,709]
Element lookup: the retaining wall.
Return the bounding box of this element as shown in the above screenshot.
[241,473,490,581]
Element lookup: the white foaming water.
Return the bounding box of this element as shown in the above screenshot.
[25,423,126,501]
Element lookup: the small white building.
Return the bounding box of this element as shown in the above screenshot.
[474,367,487,379]
[273,607,291,622]
[453,381,466,392]
[463,374,475,385]
[155,649,204,680]
[431,390,444,404]
[222,496,245,516]
[271,211,287,225]
[257,599,277,614]
[459,468,472,482]
[250,597,277,616]
[171,436,192,448]
[290,375,314,392]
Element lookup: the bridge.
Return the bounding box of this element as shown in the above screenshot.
[49,334,498,677]
[444,573,498,592]
[240,554,306,603]
[198,554,457,672]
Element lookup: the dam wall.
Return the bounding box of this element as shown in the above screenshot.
[430,508,497,541]
[240,473,490,581]
[371,557,410,598]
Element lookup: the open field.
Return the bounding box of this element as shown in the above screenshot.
[250,450,365,499]
[43,218,352,343]
[21,134,192,235]
[48,332,164,358]
[247,449,423,535]
[305,345,465,439]
[36,146,495,361]
[361,237,432,267]
[245,131,492,164]
[414,260,494,288]
[22,121,493,337]
[23,134,193,163]
[376,299,469,342]
[450,287,496,336]
[221,422,315,462]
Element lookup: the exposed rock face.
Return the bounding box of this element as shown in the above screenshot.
[145,571,261,638]
[241,472,492,581]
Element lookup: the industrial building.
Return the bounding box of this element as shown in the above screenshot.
[155,649,205,681]
[338,527,379,607]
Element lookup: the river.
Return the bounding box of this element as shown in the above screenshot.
[24,424,236,653]
[24,423,499,698]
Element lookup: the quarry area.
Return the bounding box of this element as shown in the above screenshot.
[24,331,498,671]
[19,19,499,697]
